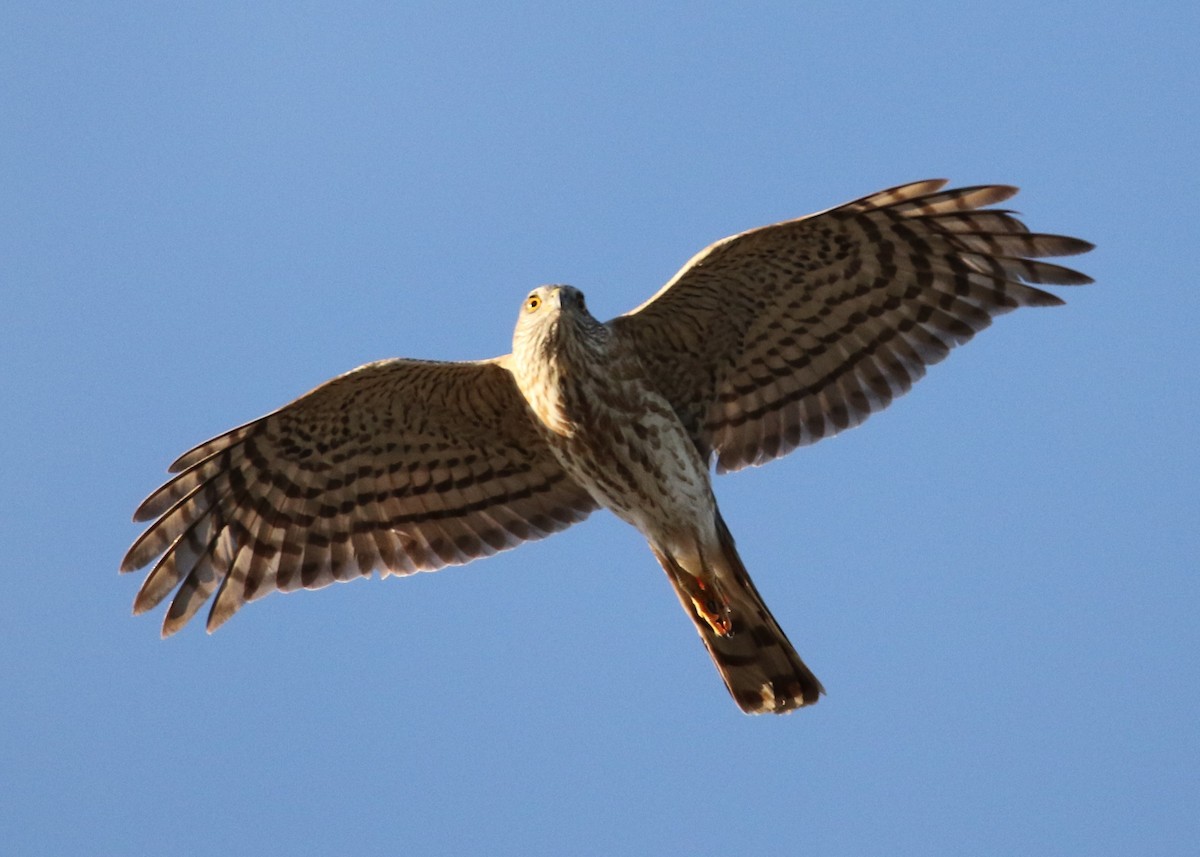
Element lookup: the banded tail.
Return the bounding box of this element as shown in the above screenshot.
[653,514,823,714]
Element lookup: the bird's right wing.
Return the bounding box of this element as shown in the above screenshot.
[611,180,1093,472]
[122,357,597,636]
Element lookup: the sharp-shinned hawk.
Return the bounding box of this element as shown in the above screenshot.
[122,180,1092,713]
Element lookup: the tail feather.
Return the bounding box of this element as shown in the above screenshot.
[653,515,824,714]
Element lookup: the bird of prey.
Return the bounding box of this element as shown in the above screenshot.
[122,179,1092,714]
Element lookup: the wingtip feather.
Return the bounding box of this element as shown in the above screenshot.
[161,612,187,638]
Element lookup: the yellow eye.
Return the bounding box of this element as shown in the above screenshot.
[525,295,541,312]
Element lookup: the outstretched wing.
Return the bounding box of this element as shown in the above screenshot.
[611,180,1093,472]
[122,357,597,636]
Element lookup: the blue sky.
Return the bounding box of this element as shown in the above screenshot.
[3,2,1197,855]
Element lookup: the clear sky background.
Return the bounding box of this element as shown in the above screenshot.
[3,3,1197,855]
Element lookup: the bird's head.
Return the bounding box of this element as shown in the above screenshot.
[512,284,603,361]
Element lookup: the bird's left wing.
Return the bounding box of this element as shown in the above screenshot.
[122,357,597,635]
[610,180,1093,472]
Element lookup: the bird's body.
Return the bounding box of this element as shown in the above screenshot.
[510,285,822,710]
[510,286,713,538]
[123,179,1092,714]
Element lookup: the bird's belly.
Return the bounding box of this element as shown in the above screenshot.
[550,408,715,540]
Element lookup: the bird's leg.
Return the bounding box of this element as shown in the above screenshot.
[650,544,734,637]
[679,571,734,638]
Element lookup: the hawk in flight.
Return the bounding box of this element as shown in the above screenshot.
[123,180,1092,713]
